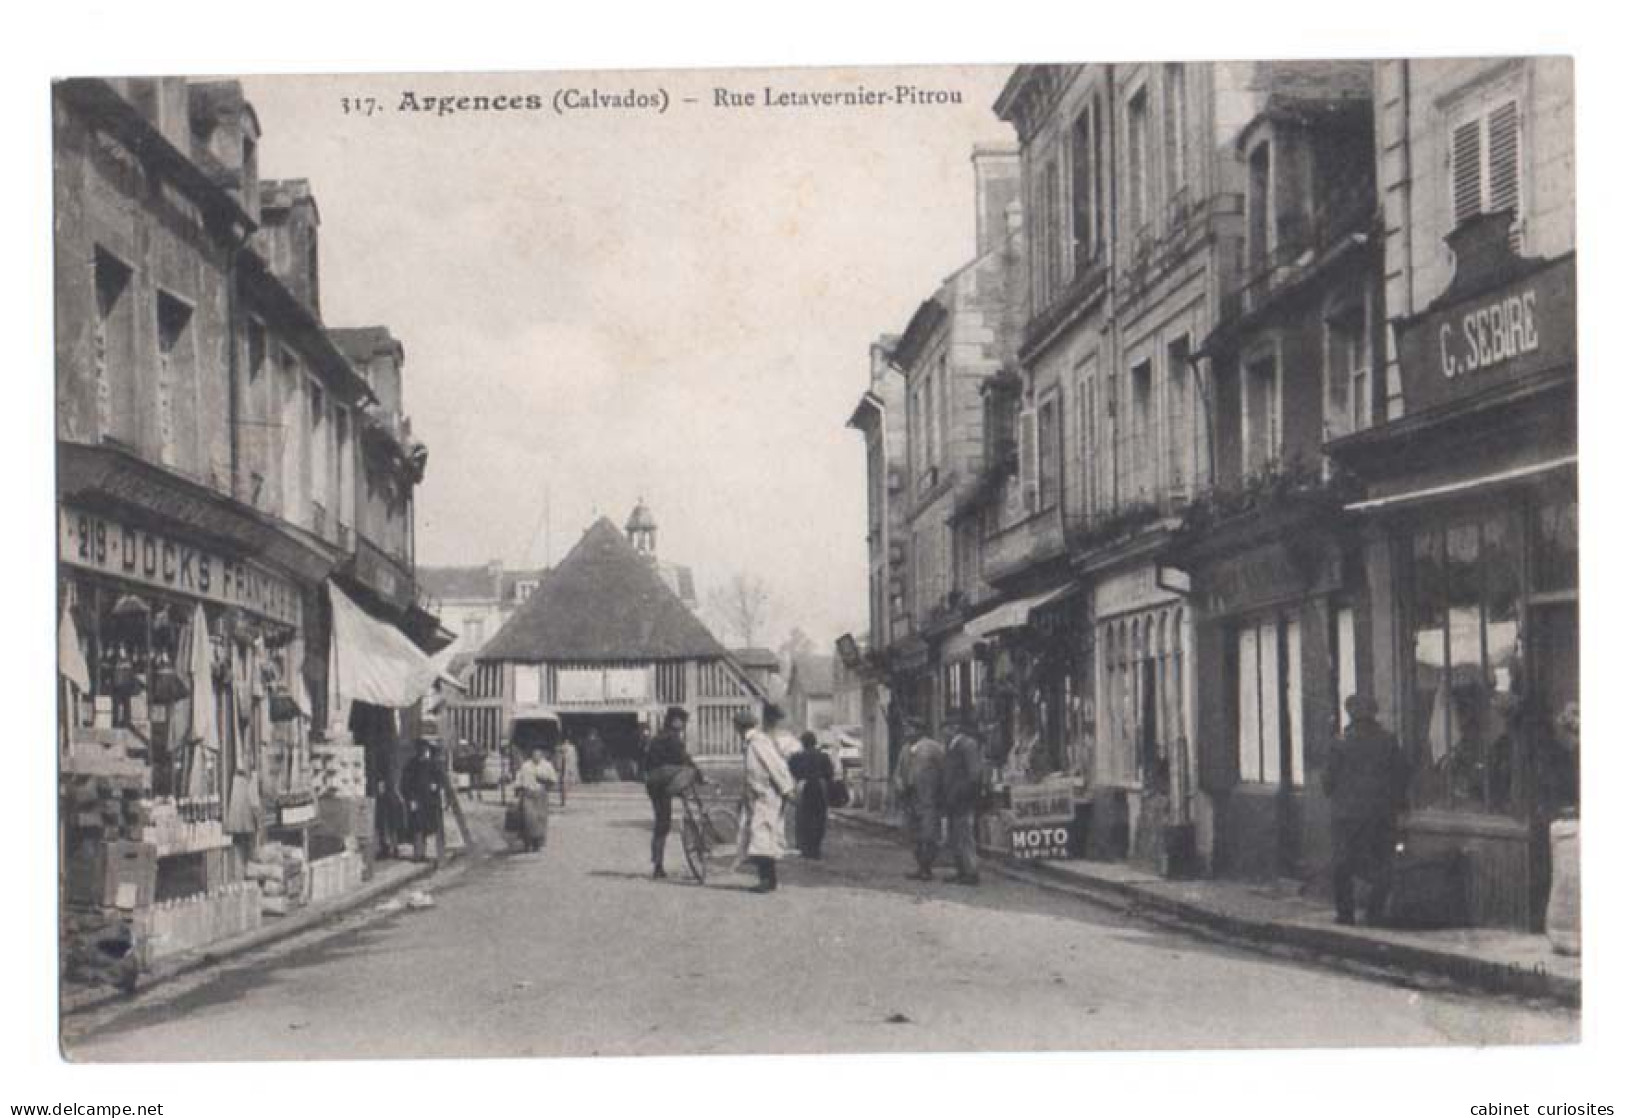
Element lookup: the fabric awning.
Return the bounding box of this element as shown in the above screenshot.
[328,580,439,710]
[965,585,1076,640]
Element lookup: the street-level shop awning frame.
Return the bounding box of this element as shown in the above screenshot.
[1343,455,1576,514]
[965,585,1077,640]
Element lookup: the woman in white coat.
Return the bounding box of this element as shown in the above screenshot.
[735,706,796,893]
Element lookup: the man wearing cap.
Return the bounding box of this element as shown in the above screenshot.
[644,706,695,880]
[894,716,946,882]
[737,706,796,893]
[942,715,987,886]
[1324,693,1410,925]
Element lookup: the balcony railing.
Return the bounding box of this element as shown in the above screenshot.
[1228,175,1377,321]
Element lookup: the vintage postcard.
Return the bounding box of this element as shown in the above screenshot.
[52,60,1579,1062]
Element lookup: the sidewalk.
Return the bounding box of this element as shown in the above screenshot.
[834,807,1579,1007]
[61,798,513,1021]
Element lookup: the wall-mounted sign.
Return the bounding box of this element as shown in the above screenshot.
[1201,540,1342,618]
[1399,254,1575,415]
[1010,823,1072,860]
[60,504,302,627]
[1093,564,1179,620]
[1009,781,1074,823]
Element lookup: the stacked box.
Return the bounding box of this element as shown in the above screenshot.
[140,799,230,856]
[245,842,307,916]
[102,841,159,910]
[135,883,262,964]
[307,849,365,905]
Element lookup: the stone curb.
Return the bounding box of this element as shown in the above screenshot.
[833,809,1579,1008]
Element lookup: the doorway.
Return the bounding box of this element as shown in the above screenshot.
[561,712,644,782]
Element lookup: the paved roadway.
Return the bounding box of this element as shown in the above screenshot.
[65,789,1576,1060]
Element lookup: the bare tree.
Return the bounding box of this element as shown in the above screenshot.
[707,573,773,648]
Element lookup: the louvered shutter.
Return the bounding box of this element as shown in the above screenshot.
[1487,100,1522,245]
[1019,407,1038,512]
[1451,118,1483,226]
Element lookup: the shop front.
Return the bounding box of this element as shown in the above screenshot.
[1178,507,1358,883]
[1327,218,1577,929]
[1086,554,1195,874]
[964,583,1091,860]
[57,481,318,980]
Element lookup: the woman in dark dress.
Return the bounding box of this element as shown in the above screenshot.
[789,732,835,859]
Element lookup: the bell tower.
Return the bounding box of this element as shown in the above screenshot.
[625,499,658,559]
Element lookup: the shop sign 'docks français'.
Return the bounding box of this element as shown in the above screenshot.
[60,505,302,626]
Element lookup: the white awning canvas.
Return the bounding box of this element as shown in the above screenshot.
[328,580,439,711]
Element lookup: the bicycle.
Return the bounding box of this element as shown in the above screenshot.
[672,769,739,884]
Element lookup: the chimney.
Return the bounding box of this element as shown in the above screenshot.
[188,82,262,225]
[255,179,322,318]
[971,144,1021,257]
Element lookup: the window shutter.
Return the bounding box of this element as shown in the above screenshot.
[1486,100,1521,244]
[1451,118,1483,226]
[1019,407,1038,511]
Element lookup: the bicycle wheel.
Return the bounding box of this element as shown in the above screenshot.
[680,814,707,883]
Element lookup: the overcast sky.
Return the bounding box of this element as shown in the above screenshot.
[242,66,1014,649]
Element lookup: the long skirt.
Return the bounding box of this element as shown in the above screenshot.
[519,789,550,849]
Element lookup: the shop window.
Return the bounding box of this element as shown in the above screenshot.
[1534,497,1578,597]
[1235,616,1305,788]
[1408,511,1523,813]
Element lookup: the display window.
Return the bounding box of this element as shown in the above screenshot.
[1403,490,1578,818]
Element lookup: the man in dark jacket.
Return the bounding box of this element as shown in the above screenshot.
[1324,693,1410,925]
[643,706,695,879]
[942,717,986,886]
[400,738,447,867]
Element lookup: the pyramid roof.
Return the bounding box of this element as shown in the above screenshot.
[477,518,727,663]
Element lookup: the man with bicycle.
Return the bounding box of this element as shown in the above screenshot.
[644,705,697,879]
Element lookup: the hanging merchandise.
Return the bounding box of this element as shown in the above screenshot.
[150,649,189,705]
[59,604,92,692]
[224,769,263,835]
[185,603,219,801]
